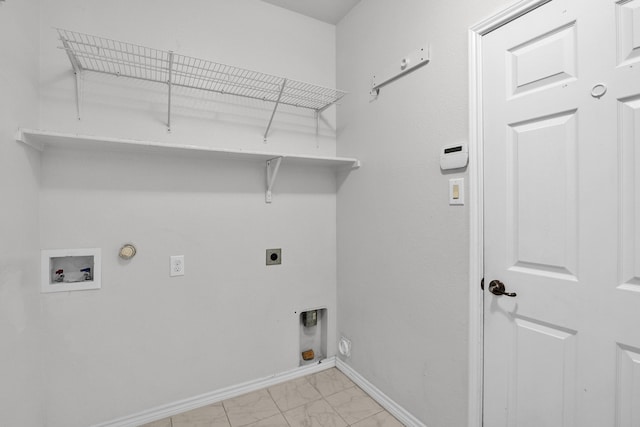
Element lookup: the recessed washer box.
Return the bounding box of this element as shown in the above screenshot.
[41,248,101,293]
[299,307,327,366]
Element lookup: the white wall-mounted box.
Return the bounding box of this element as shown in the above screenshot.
[41,248,101,293]
[440,143,468,170]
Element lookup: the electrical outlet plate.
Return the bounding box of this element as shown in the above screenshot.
[170,255,184,276]
[266,248,281,266]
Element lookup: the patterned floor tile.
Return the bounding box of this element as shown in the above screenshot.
[222,389,281,427]
[283,398,347,427]
[172,402,230,427]
[308,368,355,397]
[350,411,405,427]
[325,386,383,424]
[268,376,322,412]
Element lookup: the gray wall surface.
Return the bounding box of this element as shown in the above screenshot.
[37,2,338,426]
[336,1,509,425]
[4,1,340,426]
[0,0,531,425]
[0,0,43,426]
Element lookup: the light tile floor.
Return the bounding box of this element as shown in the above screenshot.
[141,368,404,427]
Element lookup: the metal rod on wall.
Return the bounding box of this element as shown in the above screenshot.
[264,79,287,143]
[60,38,83,120]
[167,51,174,132]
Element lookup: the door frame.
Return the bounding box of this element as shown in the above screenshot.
[467,1,552,426]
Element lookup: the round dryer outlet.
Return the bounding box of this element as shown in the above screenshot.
[338,337,352,358]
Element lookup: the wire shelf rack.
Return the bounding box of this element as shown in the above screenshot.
[56,28,347,139]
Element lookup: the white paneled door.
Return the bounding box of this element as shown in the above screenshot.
[482,0,640,426]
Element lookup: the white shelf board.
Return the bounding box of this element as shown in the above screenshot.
[16,129,361,169]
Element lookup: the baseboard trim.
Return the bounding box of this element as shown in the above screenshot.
[94,357,336,427]
[335,358,427,427]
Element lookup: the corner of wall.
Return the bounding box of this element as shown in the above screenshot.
[0,0,44,426]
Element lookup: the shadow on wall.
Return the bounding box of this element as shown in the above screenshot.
[42,71,338,139]
[38,147,338,196]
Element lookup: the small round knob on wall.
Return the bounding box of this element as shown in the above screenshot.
[119,244,136,260]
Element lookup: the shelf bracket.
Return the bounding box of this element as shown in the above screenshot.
[74,70,82,120]
[264,79,287,143]
[314,111,320,148]
[60,38,83,120]
[167,51,174,132]
[266,156,283,203]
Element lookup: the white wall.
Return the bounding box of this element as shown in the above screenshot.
[336,1,509,425]
[35,1,340,426]
[2,1,535,425]
[0,0,44,426]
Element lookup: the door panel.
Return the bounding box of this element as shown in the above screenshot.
[483,1,640,426]
[509,317,577,427]
[507,111,578,278]
[615,343,640,426]
[616,0,640,66]
[508,22,578,98]
[619,96,640,289]
[484,4,583,423]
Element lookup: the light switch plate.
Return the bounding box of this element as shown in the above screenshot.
[449,178,464,205]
